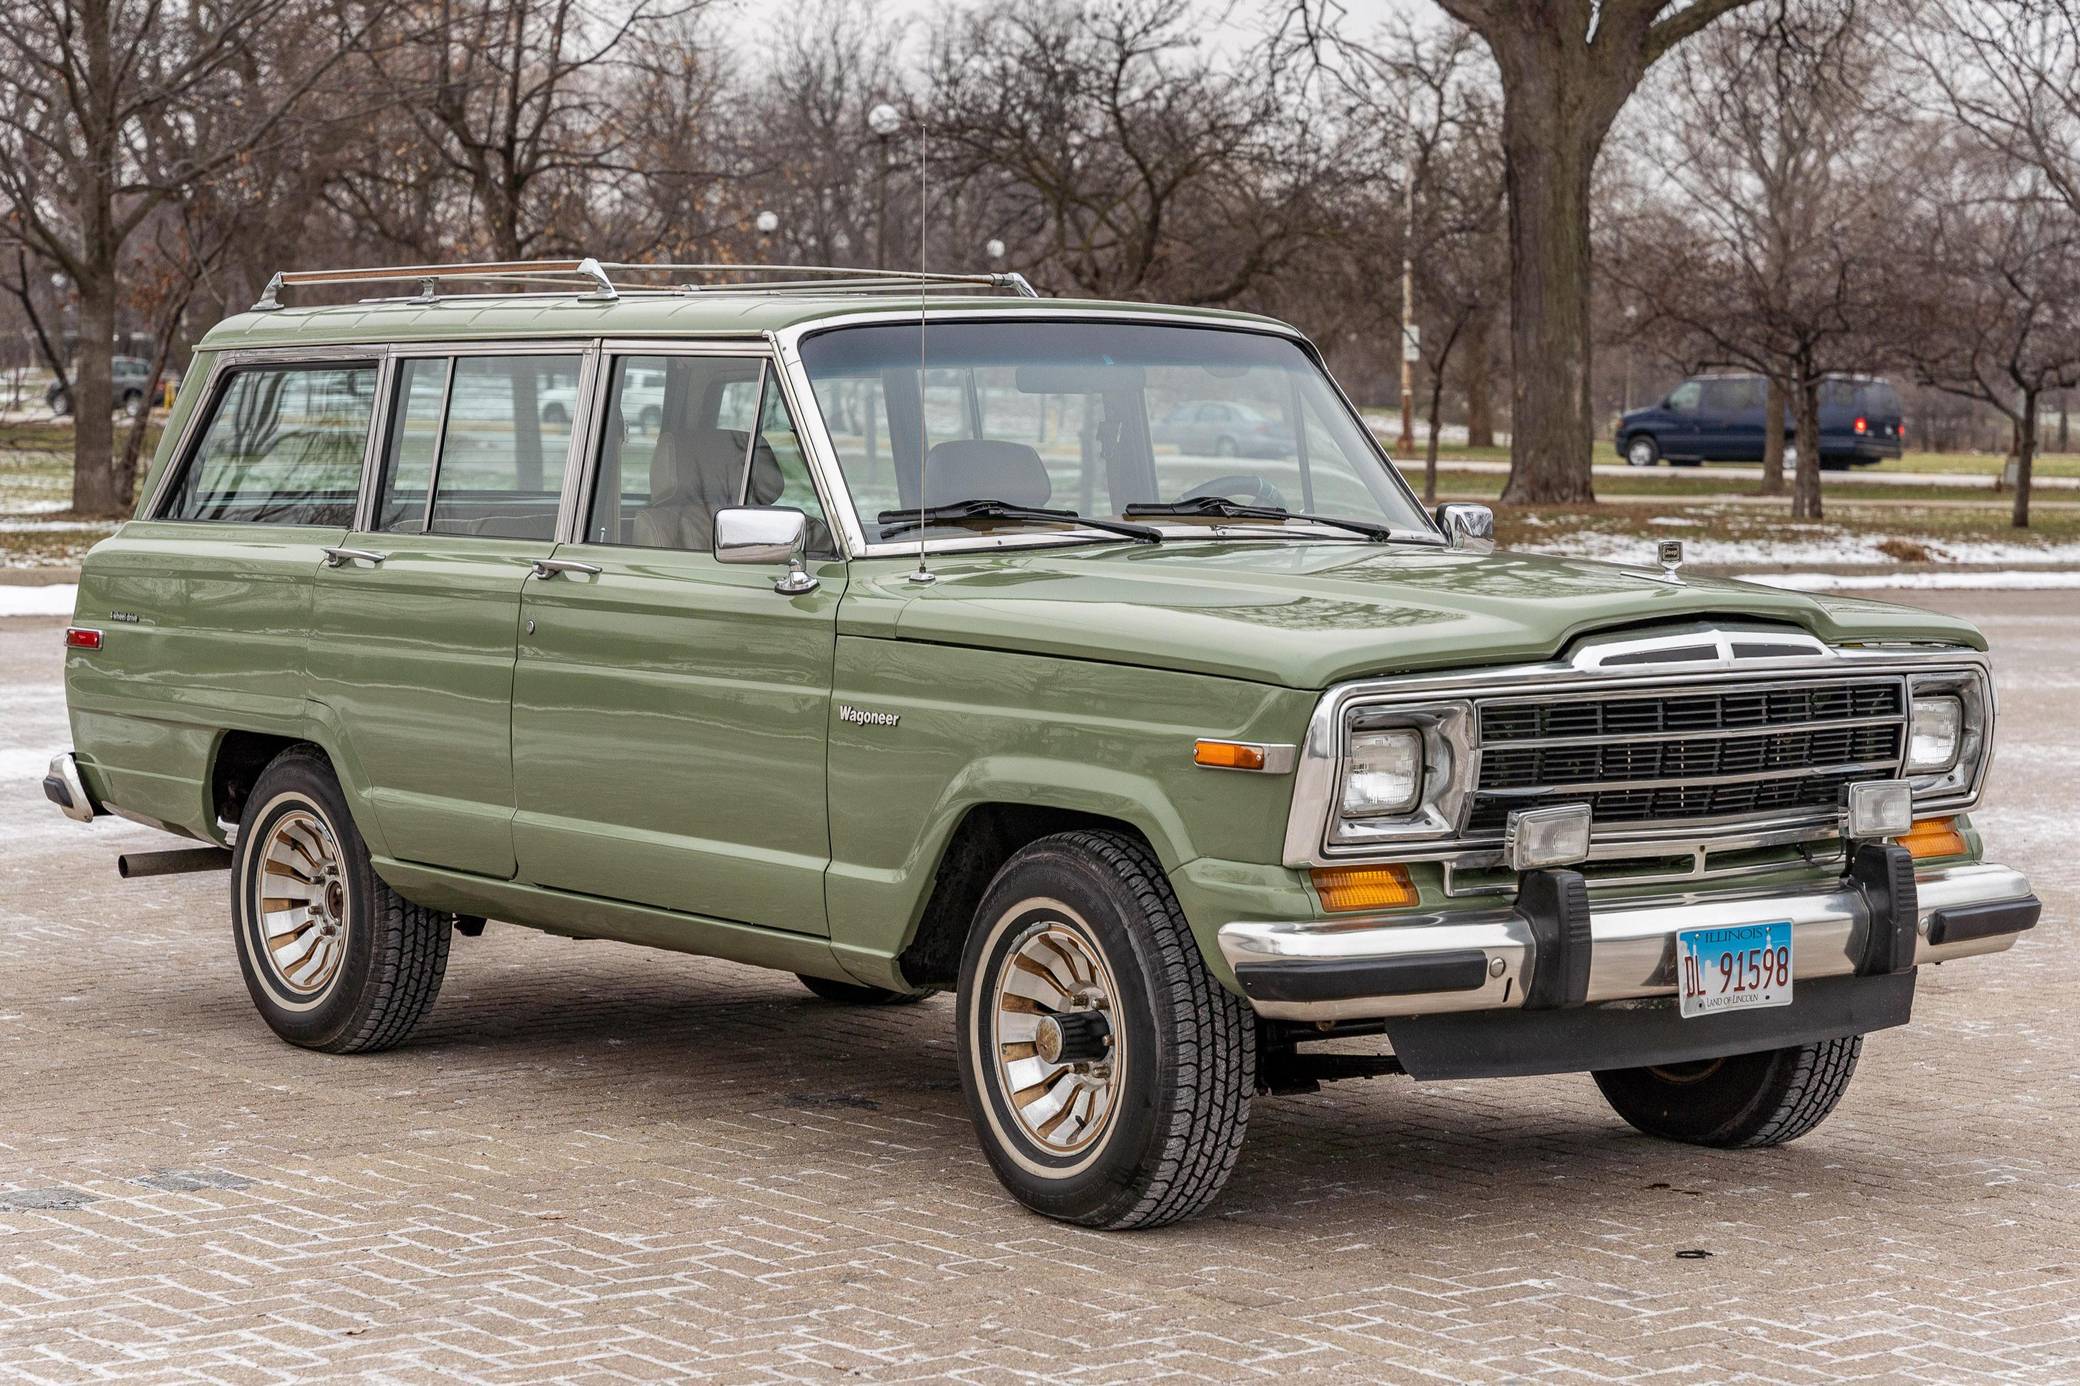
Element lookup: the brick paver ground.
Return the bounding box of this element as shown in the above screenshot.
[2,592,2074,1383]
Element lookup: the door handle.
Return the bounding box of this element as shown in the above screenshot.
[530,557,603,580]
[322,547,388,568]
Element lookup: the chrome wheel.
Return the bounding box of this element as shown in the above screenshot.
[989,917,1120,1155]
[253,808,350,998]
[1627,437,1657,467]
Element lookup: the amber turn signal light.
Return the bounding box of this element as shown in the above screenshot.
[1194,739,1266,771]
[1310,863,1417,912]
[1900,816,1967,860]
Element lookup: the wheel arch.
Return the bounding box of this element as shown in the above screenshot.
[887,802,1161,992]
[207,706,390,858]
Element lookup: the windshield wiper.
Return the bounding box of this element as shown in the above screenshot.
[1121,495,1397,541]
[877,498,1162,544]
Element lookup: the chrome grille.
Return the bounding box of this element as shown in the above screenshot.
[1466,677,1907,835]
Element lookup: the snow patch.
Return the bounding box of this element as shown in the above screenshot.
[1527,531,2080,568]
[0,584,78,617]
[1738,570,2080,592]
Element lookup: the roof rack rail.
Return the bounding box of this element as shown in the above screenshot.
[251,258,1040,311]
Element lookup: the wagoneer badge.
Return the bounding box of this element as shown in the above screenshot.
[839,705,900,728]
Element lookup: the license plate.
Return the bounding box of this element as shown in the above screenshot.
[1678,921,1793,1019]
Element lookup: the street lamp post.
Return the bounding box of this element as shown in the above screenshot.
[868,103,902,271]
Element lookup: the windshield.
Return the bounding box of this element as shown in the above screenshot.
[797,320,1433,546]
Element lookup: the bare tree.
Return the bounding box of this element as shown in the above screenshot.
[929,0,1324,305]
[0,0,386,514]
[348,0,703,263]
[1412,0,1761,504]
[1898,165,2080,528]
[1609,0,1896,519]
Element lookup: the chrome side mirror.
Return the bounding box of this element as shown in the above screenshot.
[714,506,818,594]
[1434,502,1495,552]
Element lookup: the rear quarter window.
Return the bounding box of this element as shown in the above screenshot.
[161,363,377,525]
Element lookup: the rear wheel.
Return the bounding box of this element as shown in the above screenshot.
[1593,1036,1863,1148]
[231,747,450,1053]
[796,973,936,1006]
[1624,435,1661,467]
[956,830,1256,1229]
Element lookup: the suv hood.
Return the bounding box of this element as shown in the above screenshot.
[848,541,1983,688]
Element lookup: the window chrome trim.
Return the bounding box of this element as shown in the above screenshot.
[768,307,1446,561]
[1281,643,1994,869]
[145,346,390,526]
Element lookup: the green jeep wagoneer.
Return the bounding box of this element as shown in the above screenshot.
[46,260,2042,1229]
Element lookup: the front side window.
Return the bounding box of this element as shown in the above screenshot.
[374,353,580,539]
[162,363,377,524]
[584,355,828,553]
[1666,381,1703,412]
[798,321,1430,547]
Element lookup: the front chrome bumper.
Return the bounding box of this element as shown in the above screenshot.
[1219,858,2040,1023]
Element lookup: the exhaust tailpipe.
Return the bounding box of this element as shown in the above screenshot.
[117,847,233,879]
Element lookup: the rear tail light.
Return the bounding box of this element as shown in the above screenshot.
[1854,416,1868,434]
[64,627,102,650]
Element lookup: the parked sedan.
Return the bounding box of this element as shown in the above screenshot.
[47,356,178,418]
[1154,400,1296,458]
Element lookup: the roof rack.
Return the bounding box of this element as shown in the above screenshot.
[251,258,1040,311]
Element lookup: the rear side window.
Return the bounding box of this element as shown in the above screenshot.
[374,353,581,539]
[161,364,377,524]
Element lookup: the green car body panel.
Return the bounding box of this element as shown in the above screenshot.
[63,290,2004,1001]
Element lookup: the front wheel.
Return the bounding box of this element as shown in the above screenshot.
[956,830,1256,1229]
[1593,1036,1863,1148]
[1624,435,1661,467]
[231,747,450,1053]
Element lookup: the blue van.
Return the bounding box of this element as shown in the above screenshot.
[1617,373,1905,469]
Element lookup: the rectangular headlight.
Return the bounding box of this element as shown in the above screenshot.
[1343,728,1423,817]
[1904,669,1991,808]
[1908,694,1962,773]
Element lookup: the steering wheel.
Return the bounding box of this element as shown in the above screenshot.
[1180,474,1289,510]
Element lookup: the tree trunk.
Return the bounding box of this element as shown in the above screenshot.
[1497,91,1598,505]
[118,320,183,504]
[1792,369,1822,522]
[1464,307,1494,448]
[1760,374,1787,497]
[2014,390,2036,530]
[71,271,123,516]
[1424,364,1449,506]
[2058,389,2068,454]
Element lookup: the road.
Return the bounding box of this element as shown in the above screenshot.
[1428,457,2080,491]
[2,594,2074,1383]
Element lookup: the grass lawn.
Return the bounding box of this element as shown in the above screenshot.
[0,421,164,570]
[1387,437,2080,480]
[1495,499,2080,564]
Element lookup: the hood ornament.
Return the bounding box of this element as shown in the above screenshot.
[1624,538,1686,586]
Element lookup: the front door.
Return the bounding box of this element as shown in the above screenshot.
[308,349,585,879]
[510,351,843,934]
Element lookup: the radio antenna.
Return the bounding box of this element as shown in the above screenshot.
[908,107,936,585]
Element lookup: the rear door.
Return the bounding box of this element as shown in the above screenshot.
[509,348,844,934]
[77,355,378,827]
[308,347,589,879]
